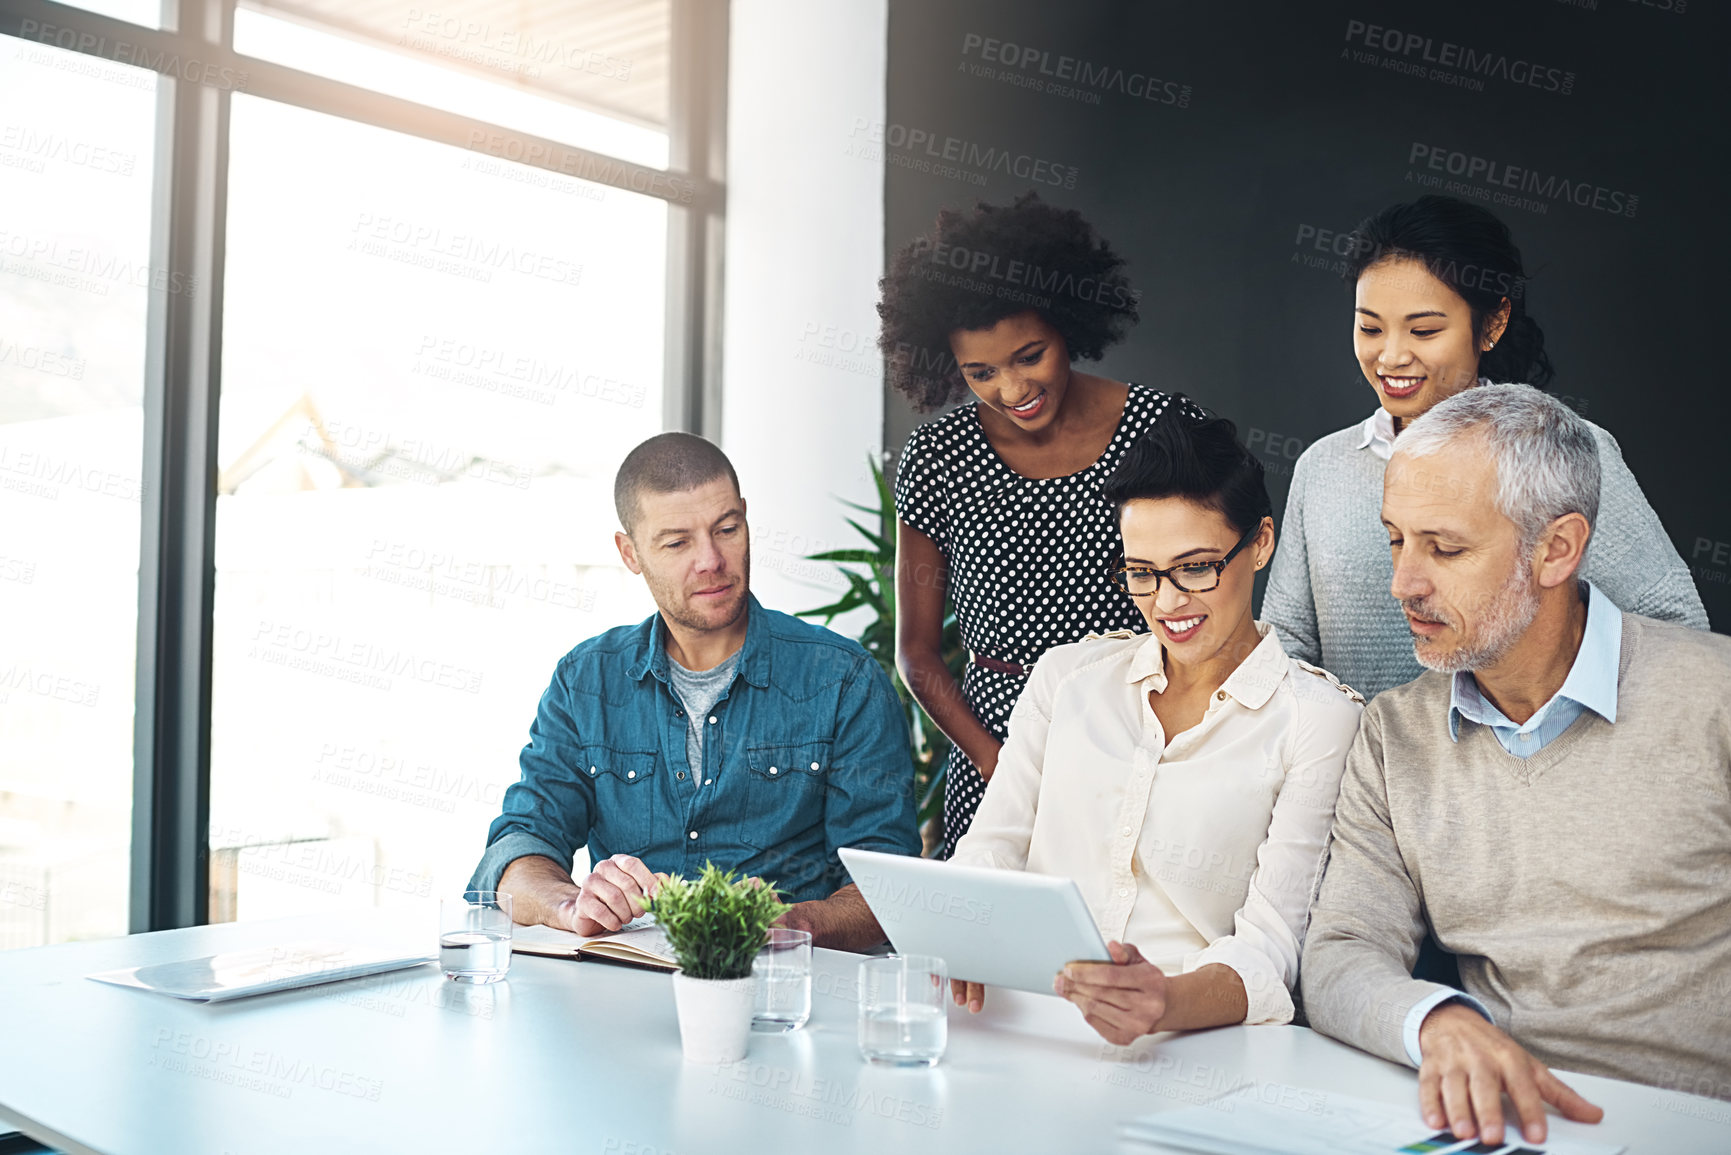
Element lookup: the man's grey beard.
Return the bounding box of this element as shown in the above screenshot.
[1404,554,1541,674]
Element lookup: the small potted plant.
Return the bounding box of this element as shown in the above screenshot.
[647,862,791,1063]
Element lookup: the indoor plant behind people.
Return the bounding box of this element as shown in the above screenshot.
[648,862,790,1063]
[798,456,964,854]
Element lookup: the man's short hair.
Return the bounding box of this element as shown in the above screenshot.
[1397,383,1601,554]
[613,432,741,536]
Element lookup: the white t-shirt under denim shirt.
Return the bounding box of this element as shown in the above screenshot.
[951,623,1365,1025]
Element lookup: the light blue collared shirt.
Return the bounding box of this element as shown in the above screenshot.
[1404,581,1623,1064]
[1448,581,1621,758]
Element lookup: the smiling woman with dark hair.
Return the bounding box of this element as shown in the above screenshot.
[948,403,1364,1042]
[881,190,1198,855]
[1262,195,1706,700]
[879,190,1140,413]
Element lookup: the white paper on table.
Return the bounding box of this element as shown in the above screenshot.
[1118,1086,1624,1155]
[87,940,435,1002]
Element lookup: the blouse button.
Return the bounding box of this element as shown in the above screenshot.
[626,770,636,779]
[589,766,597,775]
[810,761,820,771]
[1215,691,1227,701]
[769,766,779,776]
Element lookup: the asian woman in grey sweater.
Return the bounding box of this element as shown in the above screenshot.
[1262,196,1706,700]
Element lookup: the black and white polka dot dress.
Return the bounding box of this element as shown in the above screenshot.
[894,384,1183,856]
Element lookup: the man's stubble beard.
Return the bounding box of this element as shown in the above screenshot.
[648,543,752,635]
[1406,551,1541,675]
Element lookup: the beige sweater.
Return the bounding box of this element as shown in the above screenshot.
[1301,612,1731,1098]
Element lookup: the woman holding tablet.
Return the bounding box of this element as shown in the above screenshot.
[1262,195,1706,700]
[950,405,1363,1040]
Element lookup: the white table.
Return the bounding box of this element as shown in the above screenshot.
[0,911,1726,1154]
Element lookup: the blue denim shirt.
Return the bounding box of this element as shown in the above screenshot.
[468,595,921,902]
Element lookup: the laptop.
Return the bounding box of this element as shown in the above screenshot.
[839,847,1111,994]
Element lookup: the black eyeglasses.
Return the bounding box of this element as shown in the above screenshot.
[1109,523,1260,597]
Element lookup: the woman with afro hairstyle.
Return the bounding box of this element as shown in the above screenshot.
[883,190,1200,856]
[1261,195,1706,700]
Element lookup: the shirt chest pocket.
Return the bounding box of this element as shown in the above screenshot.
[583,750,660,856]
[741,743,831,848]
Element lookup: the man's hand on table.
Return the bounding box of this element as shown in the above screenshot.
[776,900,818,937]
[1052,941,1169,1045]
[1417,1001,1603,1147]
[558,854,667,936]
[775,883,887,953]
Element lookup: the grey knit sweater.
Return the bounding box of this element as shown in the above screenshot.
[1263,413,1709,699]
[1300,612,1731,1096]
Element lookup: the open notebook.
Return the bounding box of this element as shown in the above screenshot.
[510,915,677,972]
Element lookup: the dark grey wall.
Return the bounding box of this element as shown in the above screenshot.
[883,0,1730,630]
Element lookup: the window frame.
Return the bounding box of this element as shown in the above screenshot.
[0,0,726,932]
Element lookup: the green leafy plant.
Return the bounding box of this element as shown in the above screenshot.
[798,456,965,841]
[645,862,791,981]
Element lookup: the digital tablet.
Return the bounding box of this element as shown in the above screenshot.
[839,847,1111,994]
[87,940,434,1002]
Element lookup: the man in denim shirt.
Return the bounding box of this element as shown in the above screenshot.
[469,433,920,950]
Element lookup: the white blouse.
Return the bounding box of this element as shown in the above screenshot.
[951,622,1365,1024]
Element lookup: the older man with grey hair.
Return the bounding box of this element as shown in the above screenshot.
[1302,385,1731,1148]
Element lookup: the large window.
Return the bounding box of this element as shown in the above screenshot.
[234,1,670,166]
[0,37,157,947]
[0,0,721,942]
[209,93,664,919]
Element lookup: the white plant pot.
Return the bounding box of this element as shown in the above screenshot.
[671,971,756,1064]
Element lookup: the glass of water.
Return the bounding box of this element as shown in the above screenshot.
[439,890,513,984]
[858,954,947,1066]
[753,927,812,1031]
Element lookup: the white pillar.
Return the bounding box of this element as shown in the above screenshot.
[722,0,888,621]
